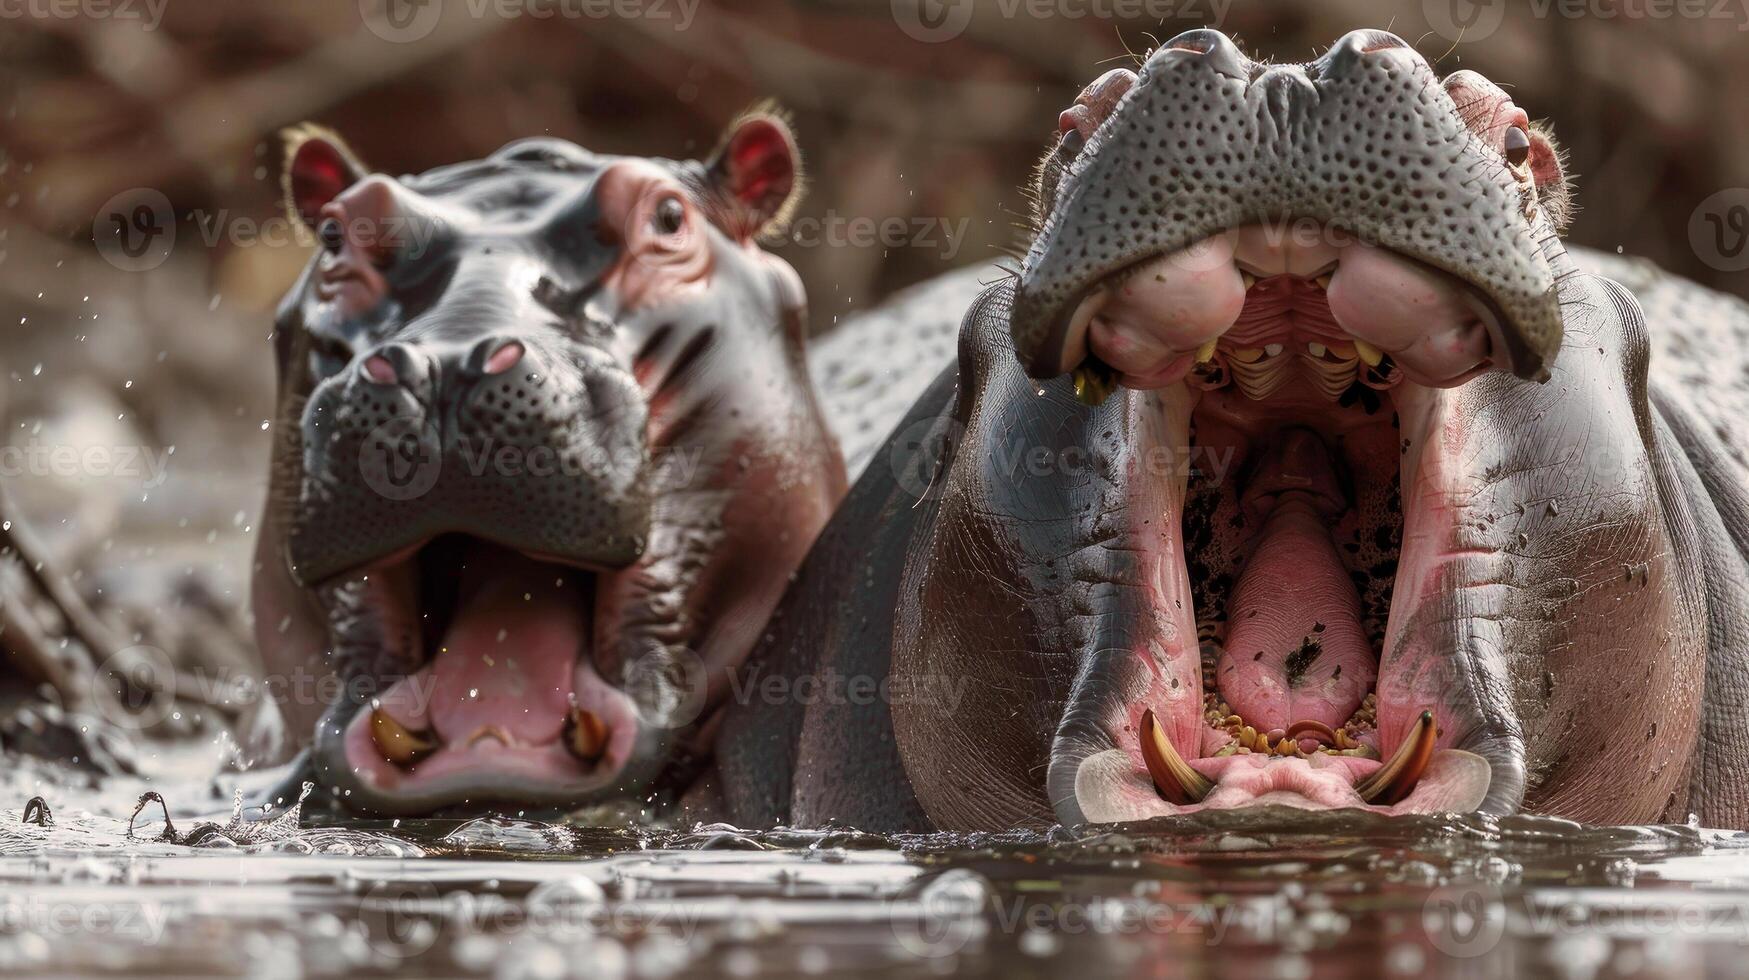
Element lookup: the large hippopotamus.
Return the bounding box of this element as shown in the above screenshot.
[720,30,1749,831]
[254,112,846,816]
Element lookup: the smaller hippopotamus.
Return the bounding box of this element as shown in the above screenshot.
[253,111,845,816]
[721,30,1749,832]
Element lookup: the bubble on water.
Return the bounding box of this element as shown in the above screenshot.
[1476,855,1519,885]
[496,941,570,980]
[1019,929,1060,958]
[796,945,830,974]
[1393,861,1441,886]
[1602,858,1637,887]
[1386,943,1425,974]
[525,875,606,933]
[452,934,501,971]
[1544,933,1612,980]
[1270,952,1312,980]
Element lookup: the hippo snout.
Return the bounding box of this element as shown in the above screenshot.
[287,322,651,588]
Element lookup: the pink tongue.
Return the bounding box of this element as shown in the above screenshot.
[1217,499,1375,735]
[425,548,586,745]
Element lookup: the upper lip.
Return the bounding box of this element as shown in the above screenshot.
[1010,35,1564,384]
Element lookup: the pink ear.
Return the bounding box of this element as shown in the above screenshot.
[709,114,801,240]
[283,126,367,228]
[1526,129,1564,192]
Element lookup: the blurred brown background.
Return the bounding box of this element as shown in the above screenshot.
[0,0,1743,722]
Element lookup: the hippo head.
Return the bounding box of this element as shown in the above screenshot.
[254,113,846,816]
[892,30,1704,827]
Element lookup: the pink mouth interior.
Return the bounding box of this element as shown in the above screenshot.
[1179,281,1401,790]
[1073,232,1500,817]
[343,540,639,795]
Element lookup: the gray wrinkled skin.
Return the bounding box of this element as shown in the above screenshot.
[780,244,1749,831]
[1012,29,1562,381]
[257,125,845,817]
[742,31,1749,829]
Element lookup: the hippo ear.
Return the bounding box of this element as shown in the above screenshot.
[1526,122,1574,234]
[705,108,804,243]
[281,123,368,231]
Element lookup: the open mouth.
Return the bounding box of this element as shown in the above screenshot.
[328,535,646,810]
[1059,222,1500,821]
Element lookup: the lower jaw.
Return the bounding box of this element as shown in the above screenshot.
[310,539,666,816]
[1065,742,1494,823]
[1061,376,1499,823]
[322,670,655,816]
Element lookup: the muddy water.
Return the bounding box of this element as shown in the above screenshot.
[1,754,1747,979]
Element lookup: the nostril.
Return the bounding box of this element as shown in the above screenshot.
[1320,29,1418,78]
[1157,28,1247,81]
[358,344,427,389]
[361,354,398,386]
[1162,27,1226,54]
[483,340,525,376]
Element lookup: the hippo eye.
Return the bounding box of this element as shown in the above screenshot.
[318,217,345,253]
[653,196,686,236]
[1060,128,1085,157]
[1503,126,1531,169]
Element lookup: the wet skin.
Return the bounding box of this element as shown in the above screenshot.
[253,114,846,816]
[721,30,1749,831]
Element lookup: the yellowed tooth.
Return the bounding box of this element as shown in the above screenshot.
[1140,709,1214,804]
[1195,338,1219,364]
[1315,273,1332,291]
[1353,710,1437,805]
[1241,271,1258,290]
[566,706,610,763]
[1240,725,1258,749]
[1275,738,1296,757]
[370,708,437,769]
[1353,339,1384,367]
[1307,342,1327,358]
[1072,358,1118,407]
[1230,347,1264,363]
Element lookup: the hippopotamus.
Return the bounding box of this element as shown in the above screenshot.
[253,111,846,816]
[719,29,1749,831]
